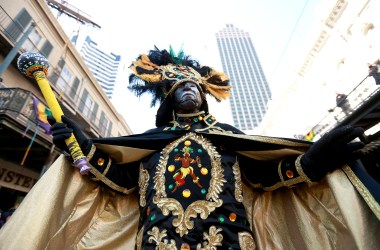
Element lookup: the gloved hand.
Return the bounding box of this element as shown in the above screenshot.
[301,125,365,181]
[48,115,93,156]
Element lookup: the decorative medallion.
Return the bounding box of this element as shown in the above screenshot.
[153,132,226,236]
[238,232,256,250]
[232,161,243,202]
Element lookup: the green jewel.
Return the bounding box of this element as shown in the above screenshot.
[150,214,156,221]
[201,188,206,194]
[168,184,174,190]
[197,149,202,153]
[171,127,176,131]
[174,148,179,152]
[218,216,225,223]
[193,118,198,122]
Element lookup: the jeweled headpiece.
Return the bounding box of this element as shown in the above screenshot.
[128,46,231,127]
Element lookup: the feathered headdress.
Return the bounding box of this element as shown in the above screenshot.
[128,46,231,127]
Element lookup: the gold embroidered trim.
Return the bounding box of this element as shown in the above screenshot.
[207,130,312,147]
[102,158,112,176]
[138,163,149,207]
[136,225,144,250]
[86,144,96,161]
[176,111,205,117]
[278,159,286,185]
[196,226,223,250]
[153,132,225,236]
[342,165,380,220]
[244,167,312,191]
[147,226,177,250]
[295,154,312,183]
[238,232,256,250]
[232,160,243,202]
[88,164,136,194]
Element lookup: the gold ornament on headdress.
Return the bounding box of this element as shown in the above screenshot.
[129,54,231,101]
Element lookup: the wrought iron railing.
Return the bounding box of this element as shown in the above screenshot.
[308,75,379,140]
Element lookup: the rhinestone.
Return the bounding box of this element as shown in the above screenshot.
[200,168,208,175]
[97,158,105,166]
[229,213,237,222]
[218,216,225,223]
[182,189,191,198]
[181,243,190,250]
[286,170,294,178]
[168,165,175,172]
[150,213,156,221]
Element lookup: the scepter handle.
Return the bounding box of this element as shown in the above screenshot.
[17,52,90,174]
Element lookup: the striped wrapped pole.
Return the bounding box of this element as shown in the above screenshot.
[17,51,90,174]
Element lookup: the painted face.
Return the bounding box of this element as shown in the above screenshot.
[173,82,203,113]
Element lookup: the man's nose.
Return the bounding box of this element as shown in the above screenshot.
[183,82,193,89]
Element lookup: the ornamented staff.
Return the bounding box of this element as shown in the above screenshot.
[17,51,90,174]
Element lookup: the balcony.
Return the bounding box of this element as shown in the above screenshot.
[0,87,56,173]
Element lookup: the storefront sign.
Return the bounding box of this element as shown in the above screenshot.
[0,164,39,193]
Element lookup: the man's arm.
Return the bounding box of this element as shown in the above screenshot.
[49,115,139,194]
[239,125,365,190]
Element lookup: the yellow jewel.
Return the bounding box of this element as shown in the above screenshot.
[168,165,175,172]
[200,167,208,175]
[184,140,191,146]
[182,189,191,198]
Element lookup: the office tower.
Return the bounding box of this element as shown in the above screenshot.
[216,24,272,131]
[74,35,121,99]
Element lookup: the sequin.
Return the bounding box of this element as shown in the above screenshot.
[184,140,191,146]
[201,188,206,194]
[150,213,156,221]
[198,116,203,120]
[168,184,174,190]
[97,158,104,166]
[218,216,225,223]
[197,149,203,153]
[229,212,237,222]
[193,118,198,122]
[286,170,294,178]
[181,243,190,250]
[182,189,191,198]
[168,165,175,172]
[174,148,179,152]
[201,167,208,175]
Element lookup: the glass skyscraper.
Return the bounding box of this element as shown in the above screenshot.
[216,24,271,131]
[74,35,121,99]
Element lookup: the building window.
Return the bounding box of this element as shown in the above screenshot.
[22,29,42,51]
[78,89,93,118]
[69,77,80,99]
[40,40,53,58]
[99,111,109,135]
[107,122,112,137]
[5,8,32,42]
[56,66,72,92]
[91,103,98,123]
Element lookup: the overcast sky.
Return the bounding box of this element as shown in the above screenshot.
[52,0,326,134]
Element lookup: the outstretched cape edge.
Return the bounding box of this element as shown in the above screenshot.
[0,132,379,250]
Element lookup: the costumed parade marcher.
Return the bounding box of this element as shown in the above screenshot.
[0,47,379,249]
